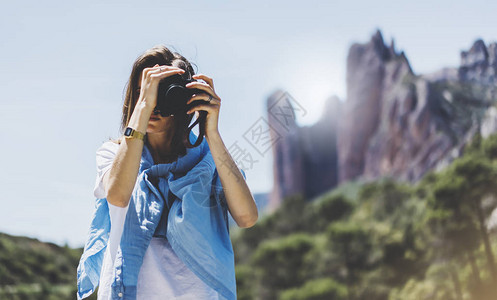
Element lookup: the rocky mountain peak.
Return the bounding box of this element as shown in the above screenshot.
[461,39,489,68]
[266,29,497,210]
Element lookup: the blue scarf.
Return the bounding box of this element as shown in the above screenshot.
[77,131,243,300]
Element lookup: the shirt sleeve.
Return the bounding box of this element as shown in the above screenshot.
[93,141,120,199]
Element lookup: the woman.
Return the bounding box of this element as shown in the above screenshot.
[77,45,258,300]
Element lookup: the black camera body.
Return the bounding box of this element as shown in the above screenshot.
[154,73,209,148]
[155,73,205,117]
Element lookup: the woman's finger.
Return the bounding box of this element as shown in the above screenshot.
[192,74,214,90]
[148,65,183,75]
[187,93,221,105]
[185,82,221,101]
[150,69,184,78]
[187,103,219,114]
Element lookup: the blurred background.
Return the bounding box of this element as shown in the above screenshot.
[1,0,497,299]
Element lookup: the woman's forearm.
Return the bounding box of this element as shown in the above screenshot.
[105,102,152,207]
[206,130,258,228]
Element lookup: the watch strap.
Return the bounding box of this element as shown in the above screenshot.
[124,127,146,141]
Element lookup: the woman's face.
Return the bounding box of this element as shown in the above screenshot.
[137,72,175,134]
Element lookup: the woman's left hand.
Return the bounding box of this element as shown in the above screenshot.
[185,74,222,137]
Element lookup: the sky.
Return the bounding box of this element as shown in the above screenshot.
[1,0,496,248]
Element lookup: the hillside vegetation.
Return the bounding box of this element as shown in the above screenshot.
[0,233,95,299]
[231,132,497,300]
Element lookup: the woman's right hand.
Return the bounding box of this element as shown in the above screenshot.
[138,64,185,111]
[105,64,185,208]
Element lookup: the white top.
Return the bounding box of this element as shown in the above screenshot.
[93,140,219,300]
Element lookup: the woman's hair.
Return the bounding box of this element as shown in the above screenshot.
[110,45,199,161]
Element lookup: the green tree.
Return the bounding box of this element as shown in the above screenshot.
[278,277,348,300]
[326,222,372,299]
[450,153,497,281]
[305,194,354,233]
[251,233,316,300]
[426,174,481,285]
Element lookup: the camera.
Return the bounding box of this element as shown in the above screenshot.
[153,72,209,148]
[154,73,206,117]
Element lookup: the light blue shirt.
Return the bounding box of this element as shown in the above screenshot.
[77,131,245,300]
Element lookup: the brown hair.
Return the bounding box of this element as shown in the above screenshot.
[110,45,199,161]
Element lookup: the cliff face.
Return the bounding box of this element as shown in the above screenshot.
[339,29,466,183]
[338,30,418,182]
[267,90,341,212]
[267,29,497,210]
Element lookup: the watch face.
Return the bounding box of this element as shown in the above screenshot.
[124,127,133,136]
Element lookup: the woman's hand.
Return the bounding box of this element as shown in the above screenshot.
[185,74,222,137]
[138,64,185,111]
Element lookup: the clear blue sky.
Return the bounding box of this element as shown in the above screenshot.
[1,0,495,248]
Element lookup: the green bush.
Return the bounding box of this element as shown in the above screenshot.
[278,277,348,300]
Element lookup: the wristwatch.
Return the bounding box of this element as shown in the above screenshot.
[124,127,146,141]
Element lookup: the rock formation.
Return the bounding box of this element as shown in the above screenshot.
[267,90,341,212]
[267,28,497,211]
